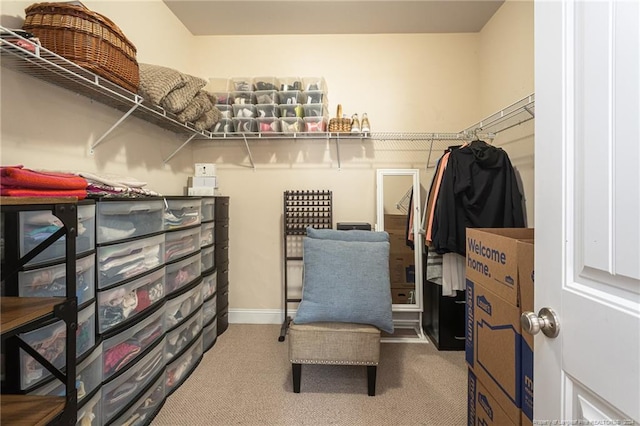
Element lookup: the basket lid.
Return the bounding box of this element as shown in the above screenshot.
[24,1,137,54]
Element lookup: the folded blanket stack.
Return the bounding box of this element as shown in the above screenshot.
[77,171,162,199]
[138,63,222,132]
[0,166,88,199]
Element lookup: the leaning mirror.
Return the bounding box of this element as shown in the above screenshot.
[376,169,425,341]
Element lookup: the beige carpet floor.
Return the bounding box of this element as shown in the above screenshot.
[152,324,468,426]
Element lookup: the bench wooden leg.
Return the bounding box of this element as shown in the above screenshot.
[292,363,301,393]
[367,365,377,396]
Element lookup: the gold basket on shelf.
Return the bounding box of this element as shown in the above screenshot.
[328,118,352,133]
[328,104,352,133]
[23,2,139,93]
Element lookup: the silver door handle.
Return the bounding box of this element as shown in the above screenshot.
[520,307,560,338]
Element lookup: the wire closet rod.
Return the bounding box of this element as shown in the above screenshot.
[461,93,535,137]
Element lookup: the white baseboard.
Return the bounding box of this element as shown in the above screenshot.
[229,308,296,324]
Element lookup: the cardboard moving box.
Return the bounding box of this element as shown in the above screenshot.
[389,251,415,287]
[468,368,516,426]
[517,239,535,424]
[466,228,534,307]
[465,228,534,426]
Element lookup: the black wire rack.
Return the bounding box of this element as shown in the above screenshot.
[278,190,332,341]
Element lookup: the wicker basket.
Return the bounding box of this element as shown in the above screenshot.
[23,2,139,93]
[328,117,352,133]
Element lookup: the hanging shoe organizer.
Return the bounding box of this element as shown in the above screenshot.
[278,190,332,341]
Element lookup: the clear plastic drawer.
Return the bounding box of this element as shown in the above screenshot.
[200,221,215,247]
[102,306,164,381]
[28,342,102,405]
[165,281,203,331]
[76,302,96,360]
[165,251,201,296]
[203,295,217,326]
[96,199,164,244]
[165,335,203,393]
[96,234,164,289]
[202,270,217,301]
[102,338,165,423]
[19,253,95,306]
[166,307,203,362]
[201,198,215,222]
[97,267,165,333]
[203,319,218,352]
[165,226,201,263]
[20,302,96,389]
[110,372,165,426]
[77,387,101,426]
[200,245,215,273]
[164,198,201,230]
[20,204,95,266]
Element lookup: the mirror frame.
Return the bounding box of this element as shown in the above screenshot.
[376,169,423,314]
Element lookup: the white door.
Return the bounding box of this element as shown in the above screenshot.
[535,0,640,423]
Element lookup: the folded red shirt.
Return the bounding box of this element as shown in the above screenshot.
[1,166,87,190]
[0,187,87,199]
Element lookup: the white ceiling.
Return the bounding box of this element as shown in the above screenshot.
[162,0,505,36]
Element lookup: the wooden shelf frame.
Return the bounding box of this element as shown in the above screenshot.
[1,197,79,425]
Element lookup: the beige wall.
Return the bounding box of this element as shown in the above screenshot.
[0,0,196,193]
[478,0,535,226]
[0,0,534,319]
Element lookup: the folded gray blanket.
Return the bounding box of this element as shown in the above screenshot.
[138,63,184,105]
[138,63,208,115]
[161,74,207,114]
[177,90,215,123]
[194,107,222,132]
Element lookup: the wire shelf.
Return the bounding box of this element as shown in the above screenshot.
[1,26,534,168]
[0,27,214,139]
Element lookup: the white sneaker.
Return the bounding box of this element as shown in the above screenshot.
[351,114,361,133]
[361,113,370,133]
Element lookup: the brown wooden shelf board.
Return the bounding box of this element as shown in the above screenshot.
[0,297,62,334]
[0,196,77,206]
[0,394,65,426]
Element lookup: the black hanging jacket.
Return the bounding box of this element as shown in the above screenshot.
[431,140,525,256]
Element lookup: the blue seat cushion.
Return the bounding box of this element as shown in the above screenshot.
[306,226,389,243]
[294,237,394,334]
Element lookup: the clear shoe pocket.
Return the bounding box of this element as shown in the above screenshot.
[232,118,257,133]
[257,118,281,133]
[212,119,234,134]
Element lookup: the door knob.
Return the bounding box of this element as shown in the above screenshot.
[520,307,560,338]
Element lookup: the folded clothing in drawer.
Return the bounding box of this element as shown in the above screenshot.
[19,203,95,266]
[200,221,215,247]
[165,335,203,393]
[202,270,217,301]
[165,226,201,263]
[97,199,164,244]
[102,338,165,423]
[97,267,165,333]
[164,198,201,230]
[18,252,95,306]
[165,281,203,330]
[20,302,96,389]
[202,295,217,326]
[97,234,164,289]
[28,342,102,405]
[165,251,201,296]
[200,245,215,273]
[166,307,203,361]
[77,387,102,426]
[201,198,215,222]
[110,371,165,426]
[102,306,165,380]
